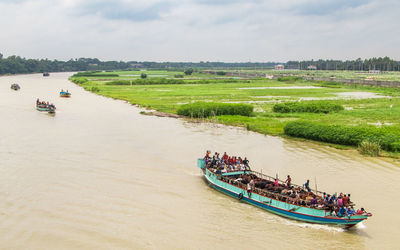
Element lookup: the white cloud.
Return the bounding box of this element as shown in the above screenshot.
[0,0,399,61]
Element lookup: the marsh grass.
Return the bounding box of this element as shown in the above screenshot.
[358,140,382,156]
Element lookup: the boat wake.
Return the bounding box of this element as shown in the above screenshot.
[256,211,347,233]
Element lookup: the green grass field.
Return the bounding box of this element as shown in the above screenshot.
[70,70,400,157]
[238,69,400,82]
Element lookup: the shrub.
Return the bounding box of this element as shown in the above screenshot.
[284,121,400,152]
[174,74,184,78]
[105,78,184,85]
[177,102,253,118]
[216,71,226,75]
[91,86,100,92]
[273,102,344,114]
[277,76,302,82]
[141,73,147,79]
[73,72,119,77]
[184,68,194,75]
[70,77,89,84]
[358,140,381,156]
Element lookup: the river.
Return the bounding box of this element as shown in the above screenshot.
[1,73,399,249]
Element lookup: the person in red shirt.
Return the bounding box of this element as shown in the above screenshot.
[343,194,349,206]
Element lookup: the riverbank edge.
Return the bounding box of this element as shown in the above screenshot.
[70,80,400,161]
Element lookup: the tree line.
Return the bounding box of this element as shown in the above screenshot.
[0,53,278,75]
[285,57,400,71]
[1,52,399,75]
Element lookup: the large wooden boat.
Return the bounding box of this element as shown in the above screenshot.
[197,158,370,227]
[43,72,50,77]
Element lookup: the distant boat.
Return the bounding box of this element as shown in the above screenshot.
[36,102,56,114]
[43,72,50,77]
[10,83,20,90]
[59,90,71,98]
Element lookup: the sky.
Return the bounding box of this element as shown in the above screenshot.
[0,0,399,62]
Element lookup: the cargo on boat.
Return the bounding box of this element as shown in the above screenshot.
[197,152,371,228]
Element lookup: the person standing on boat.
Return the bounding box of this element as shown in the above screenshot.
[243,157,249,167]
[285,175,291,187]
[247,181,252,197]
[343,194,349,206]
[304,180,311,192]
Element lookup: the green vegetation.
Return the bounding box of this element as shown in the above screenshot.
[277,76,303,82]
[273,102,344,114]
[177,102,253,118]
[73,72,119,77]
[70,69,400,157]
[184,68,194,75]
[283,121,400,152]
[140,73,147,79]
[358,140,382,156]
[105,78,184,85]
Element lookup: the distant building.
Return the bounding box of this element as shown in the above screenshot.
[307,65,317,70]
[368,70,381,74]
[130,63,144,68]
[274,64,284,70]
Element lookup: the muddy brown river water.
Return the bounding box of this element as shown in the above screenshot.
[1,73,400,249]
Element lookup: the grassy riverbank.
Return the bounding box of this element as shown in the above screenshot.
[70,70,400,157]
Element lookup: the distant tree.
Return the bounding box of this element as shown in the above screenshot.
[0,53,3,60]
[141,73,147,79]
[184,68,194,75]
[216,71,226,75]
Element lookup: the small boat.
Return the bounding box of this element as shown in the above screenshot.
[48,107,56,114]
[59,91,71,97]
[198,153,371,228]
[43,72,50,77]
[36,104,49,112]
[36,101,56,113]
[10,83,20,90]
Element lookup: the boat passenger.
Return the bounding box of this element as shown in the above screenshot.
[343,194,349,206]
[247,182,252,196]
[356,207,366,215]
[274,179,279,187]
[304,180,311,192]
[222,152,228,161]
[337,196,343,207]
[338,206,346,217]
[346,206,355,216]
[243,157,249,167]
[285,175,291,187]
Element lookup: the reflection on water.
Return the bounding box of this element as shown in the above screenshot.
[0,73,399,249]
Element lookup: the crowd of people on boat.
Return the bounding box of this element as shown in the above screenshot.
[204,151,250,173]
[36,98,56,109]
[204,151,370,217]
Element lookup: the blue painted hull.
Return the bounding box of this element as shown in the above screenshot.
[203,170,366,226]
